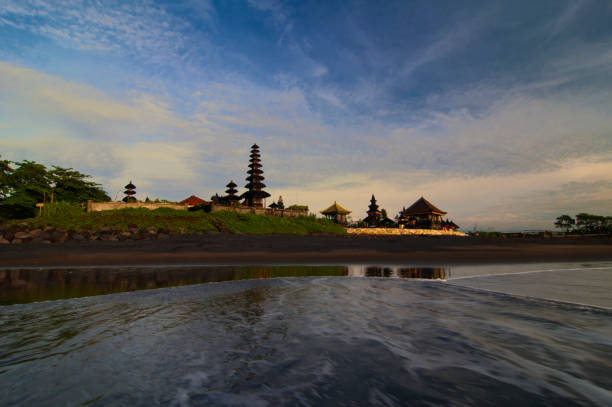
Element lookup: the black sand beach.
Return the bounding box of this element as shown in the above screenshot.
[1,234,611,267]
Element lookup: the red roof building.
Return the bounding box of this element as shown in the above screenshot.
[180,195,209,206]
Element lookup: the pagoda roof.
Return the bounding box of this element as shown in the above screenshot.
[124,181,135,189]
[226,180,237,188]
[402,197,447,216]
[244,181,266,189]
[180,195,209,205]
[240,190,271,199]
[320,201,351,215]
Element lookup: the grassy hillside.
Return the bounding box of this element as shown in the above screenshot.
[9,203,345,235]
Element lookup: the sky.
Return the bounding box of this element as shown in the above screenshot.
[0,0,611,231]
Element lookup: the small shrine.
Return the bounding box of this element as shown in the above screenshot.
[320,201,351,225]
[122,181,136,203]
[240,144,271,207]
[442,219,460,231]
[269,196,285,210]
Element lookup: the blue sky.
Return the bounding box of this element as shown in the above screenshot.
[1,0,611,230]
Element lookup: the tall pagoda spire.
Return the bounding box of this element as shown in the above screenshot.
[240,144,270,207]
[225,180,240,206]
[363,194,381,227]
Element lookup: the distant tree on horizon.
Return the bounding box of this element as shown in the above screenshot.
[554,213,611,234]
[575,213,611,234]
[554,214,575,233]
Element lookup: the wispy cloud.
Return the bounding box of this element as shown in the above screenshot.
[0,0,192,62]
[546,0,585,40]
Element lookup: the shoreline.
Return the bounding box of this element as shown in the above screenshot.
[1,234,611,268]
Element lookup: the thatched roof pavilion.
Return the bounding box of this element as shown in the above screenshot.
[321,201,351,225]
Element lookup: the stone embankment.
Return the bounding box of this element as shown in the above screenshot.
[0,224,190,244]
[346,228,467,236]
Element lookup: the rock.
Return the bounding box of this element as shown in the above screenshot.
[43,226,56,232]
[147,227,157,234]
[0,237,10,244]
[49,231,67,243]
[28,229,43,237]
[11,238,22,244]
[100,234,118,241]
[157,233,169,239]
[100,227,111,233]
[14,232,30,240]
[72,233,85,241]
[89,235,99,241]
[119,232,132,240]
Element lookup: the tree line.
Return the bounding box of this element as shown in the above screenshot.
[554,214,612,234]
[0,158,110,220]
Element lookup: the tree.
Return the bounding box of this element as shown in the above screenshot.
[0,157,13,201]
[575,213,607,234]
[554,215,575,233]
[0,160,49,219]
[49,166,111,203]
[0,160,110,220]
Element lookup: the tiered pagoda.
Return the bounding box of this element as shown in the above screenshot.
[122,181,136,203]
[397,197,446,230]
[225,180,240,206]
[240,144,270,207]
[320,201,351,225]
[363,194,382,227]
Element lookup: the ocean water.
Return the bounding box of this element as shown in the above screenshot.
[1,263,611,406]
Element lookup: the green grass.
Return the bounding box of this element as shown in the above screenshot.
[6,202,345,235]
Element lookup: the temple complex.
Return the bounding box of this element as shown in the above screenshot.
[320,201,351,225]
[240,144,271,207]
[363,194,381,227]
[398,197,447,230]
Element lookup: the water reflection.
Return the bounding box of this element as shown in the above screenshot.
[0,265,450,305]
[348,265,449,280]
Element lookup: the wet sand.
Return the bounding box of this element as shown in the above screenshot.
[0,234,611,267]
